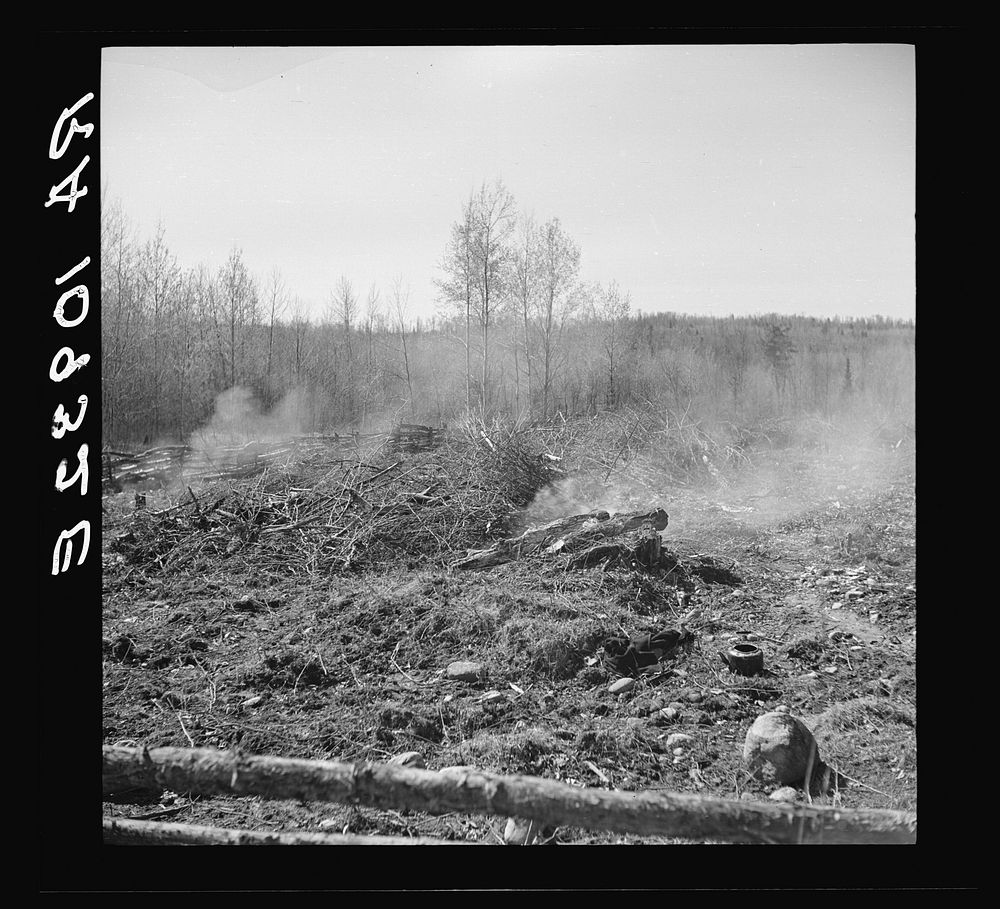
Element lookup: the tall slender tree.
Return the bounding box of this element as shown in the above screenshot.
[469,179,517,412]
[535,216,582,419]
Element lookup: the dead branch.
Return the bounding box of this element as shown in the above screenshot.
[103,817,475,846]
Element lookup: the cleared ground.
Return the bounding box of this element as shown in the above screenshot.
[102,424,915,844]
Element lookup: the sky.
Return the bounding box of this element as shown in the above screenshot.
[101,43,915,323]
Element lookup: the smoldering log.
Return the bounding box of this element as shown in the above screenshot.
[453,508,668,570]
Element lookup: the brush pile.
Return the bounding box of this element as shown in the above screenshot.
[103,426,443,491]
[107,430,559,575]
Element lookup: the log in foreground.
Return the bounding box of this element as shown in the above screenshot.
[103,817,473,846]
[103,745,916,845]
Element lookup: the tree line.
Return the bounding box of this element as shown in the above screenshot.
[100,179,915,447]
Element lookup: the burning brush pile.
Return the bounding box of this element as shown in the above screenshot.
[106,431,561,576]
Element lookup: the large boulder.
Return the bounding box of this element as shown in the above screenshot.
[743,711,825,786]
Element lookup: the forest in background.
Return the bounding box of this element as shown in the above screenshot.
[100,180,915,448]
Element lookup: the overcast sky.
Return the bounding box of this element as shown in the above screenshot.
[101,43,915,323]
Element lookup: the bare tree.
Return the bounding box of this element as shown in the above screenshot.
[391,276,415,421]
[598,280,634,408]
[535,217,582,419]
[469,179,518,412]
[136,223,181,438]
[715,320,754,409]
[330,275,360,423]
[437,194,477,409]
[262,268,288,407]
[364,282,381,370]
[215,247,258,390]
[100,195,142,441]
[512,212,540,416]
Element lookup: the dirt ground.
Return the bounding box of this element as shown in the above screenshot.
[102,430,916,844]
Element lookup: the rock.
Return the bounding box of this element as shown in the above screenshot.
[743,711,825,786]
[625,717,645,729]
[770,786,800,802]
[680,688,704,704]
[389,751,425,769]
[503,817,541,845]
[479,690,505,704]
[654,707,679,724]
[667,701,685,712]
[665,733,694,748]
[241,695,263,708]
[446,661,485,682]
[608,677,635,695]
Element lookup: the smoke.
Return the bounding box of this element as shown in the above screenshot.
[522,412,913,539]
[188,386,311,453]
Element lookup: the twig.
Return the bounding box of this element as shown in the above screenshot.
[389,641,425,685]
[293,656,317,694]
[827,766,893,799]
[604,415,644,481]
[176,713,195,748]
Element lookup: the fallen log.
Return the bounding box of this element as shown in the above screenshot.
[454,508,669,570]
[103,817,475,846]
[103,745,915,844]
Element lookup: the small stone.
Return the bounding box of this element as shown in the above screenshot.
[389,751,425,769]
[770,786,800,802]
[681,689,704,704]
[657,707,679,723]
[608,677,635,695]
[503,817,541,845]
[625,717,645,729]
[667,701,685,712]
[479,690,505,704]
[241,695,263,707]
[318,818,340,829]
[672,747,686,756]
[665,733,694,748]
[446,661,485,682]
